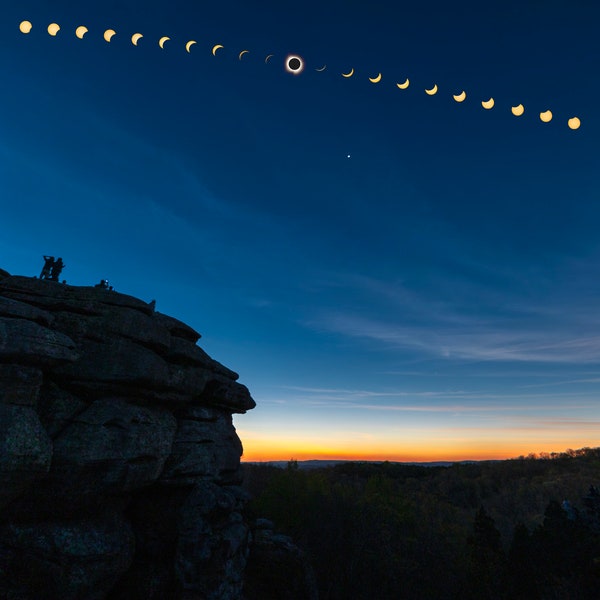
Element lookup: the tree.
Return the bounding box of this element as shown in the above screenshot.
[505,522,539,599]
[463,506,504,599]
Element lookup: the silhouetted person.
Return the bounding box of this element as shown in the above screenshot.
[40,256,54,279]
[50,257,64,281]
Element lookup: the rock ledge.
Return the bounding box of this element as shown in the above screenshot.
[0,272,262,599]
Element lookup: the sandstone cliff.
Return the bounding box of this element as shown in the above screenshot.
[0,269,316,599]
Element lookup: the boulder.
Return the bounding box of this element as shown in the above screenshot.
[0,296,53,326]
[174,482,249,599]
[0,513,134,600]
[0,317,78,366]
[52,310,168,349]
[166,337,239,380]
[200,378,256,413]
[37,382,89,438]
[0,404,52,508]
[54,337,170,388]
[161,407,243,486]
[46,399,177,497]
[99,307,171,352]
[166,362,213,397]
[0,364,43,407]
[154,311,201,343]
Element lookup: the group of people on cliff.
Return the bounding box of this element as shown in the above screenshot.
[38,256,115,291]
[39,256,65,281]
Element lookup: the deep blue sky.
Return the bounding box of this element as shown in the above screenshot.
[2,1,599,459]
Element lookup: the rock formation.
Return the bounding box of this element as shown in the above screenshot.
[0,270,316,599]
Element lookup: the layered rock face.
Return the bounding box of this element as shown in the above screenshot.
[0,271,259,599]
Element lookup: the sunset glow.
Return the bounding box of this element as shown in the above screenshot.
[238,428,599,463]
[236,394,600,462]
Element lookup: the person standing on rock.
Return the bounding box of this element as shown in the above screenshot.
[40,255,54,279]
[50,257,65,281]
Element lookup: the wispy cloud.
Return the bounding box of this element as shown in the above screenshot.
[308,311,600,363]
[303,271,600,364]
[266,385,597,411]
[521,377,600,389]
[509,418,600,430]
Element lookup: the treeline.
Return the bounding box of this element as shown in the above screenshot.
[242,448,600,599]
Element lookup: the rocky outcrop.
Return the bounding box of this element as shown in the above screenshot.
[0,271,278,599]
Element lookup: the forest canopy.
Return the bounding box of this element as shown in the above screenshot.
[242,447,600,599]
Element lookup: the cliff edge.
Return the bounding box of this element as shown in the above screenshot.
[0,269,315,599]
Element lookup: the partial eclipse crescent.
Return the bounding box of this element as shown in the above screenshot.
[425,84,438,95]
[19,21,33,34]
[159,36,170,49]
[342,68,354,78]
[540,110,553,122]
[265,54,273,63]
[47,23,60,36]
[482,97,495,109]
[131,33,143,46]
[568,117,581,130]
[104,29,116,42]
[75,26,88,39]
[369,73,382,83]
[186,40,196,53]
[239,50,249,60]
[453,91,466,102]
[315,65,327,72]
[212,44,224,56]
[511,104,524,116]
[396,79,410,90]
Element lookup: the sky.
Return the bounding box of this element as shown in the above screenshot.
[2,0,600,461]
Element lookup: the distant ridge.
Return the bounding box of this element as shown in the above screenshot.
[242,459,488,470]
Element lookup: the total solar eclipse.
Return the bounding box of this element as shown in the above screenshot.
[285,54,304,75]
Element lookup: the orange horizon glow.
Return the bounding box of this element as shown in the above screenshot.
[236,410,600,464]
[241,450,575,463]
[239,438,598,463]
